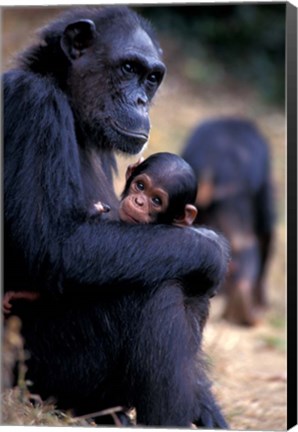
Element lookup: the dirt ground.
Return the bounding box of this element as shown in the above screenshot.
[1,6,287,431]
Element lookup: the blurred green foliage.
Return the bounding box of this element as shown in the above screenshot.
[137,4,285,106]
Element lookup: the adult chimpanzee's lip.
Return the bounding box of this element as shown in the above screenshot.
[111,121,149,143]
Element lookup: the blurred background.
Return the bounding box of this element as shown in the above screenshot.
[1,4,286,430]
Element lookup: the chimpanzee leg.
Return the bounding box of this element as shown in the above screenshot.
[125,281,224,427]
[124,282,198,426]
[254,178,275,308]
[183,295,229,429]
[254,231,274,307]
[222,243,261,326]
[16,287,226,427]
[193,386,229,429]
[223,278,258,326]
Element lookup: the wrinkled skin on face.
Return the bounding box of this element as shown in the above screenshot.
[119,173,169,223]
[66,23,166,154]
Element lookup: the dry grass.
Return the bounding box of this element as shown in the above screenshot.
[2,388,91,427]
[1,316,92,426]
[1,318,127,426]
[1,7,286,430]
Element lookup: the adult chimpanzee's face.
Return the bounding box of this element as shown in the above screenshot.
[119,173,169,223]
[66,23,166,154]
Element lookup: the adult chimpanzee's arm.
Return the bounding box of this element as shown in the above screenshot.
[61,222,229,290]
[4,71,229,293]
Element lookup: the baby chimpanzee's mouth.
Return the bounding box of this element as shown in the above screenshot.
[124,210,141,223]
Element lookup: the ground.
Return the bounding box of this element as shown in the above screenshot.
[1,6,287,430]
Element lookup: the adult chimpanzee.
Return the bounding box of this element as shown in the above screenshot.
[4,7,229,427]
[181,117,275,326]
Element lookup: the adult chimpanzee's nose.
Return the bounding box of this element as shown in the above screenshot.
[136,89,148,107]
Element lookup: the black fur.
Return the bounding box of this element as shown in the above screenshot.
[4,7,229,427]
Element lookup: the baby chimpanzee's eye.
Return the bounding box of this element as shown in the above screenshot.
[136,181,144,191]
[152,196,162,206]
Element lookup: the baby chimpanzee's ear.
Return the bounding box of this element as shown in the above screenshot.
[125,157,145,181]
[173,204,198,227]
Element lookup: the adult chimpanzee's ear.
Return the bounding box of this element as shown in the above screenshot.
[61,19,96,60]
[173,204,198,227]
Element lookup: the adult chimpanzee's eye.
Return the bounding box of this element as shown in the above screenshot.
[152,196,162,206]
[147,73,158,84]
[136,181,144,191]
[122,63,135,74]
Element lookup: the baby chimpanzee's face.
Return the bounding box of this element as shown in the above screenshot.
[119,173,169,223]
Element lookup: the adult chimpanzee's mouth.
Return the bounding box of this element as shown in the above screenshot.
[110,121,149,143]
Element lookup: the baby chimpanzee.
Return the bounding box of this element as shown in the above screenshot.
[98,152,198,226]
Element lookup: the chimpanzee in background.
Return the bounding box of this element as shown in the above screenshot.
[181,117,275,326]
[4,6,229,428]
